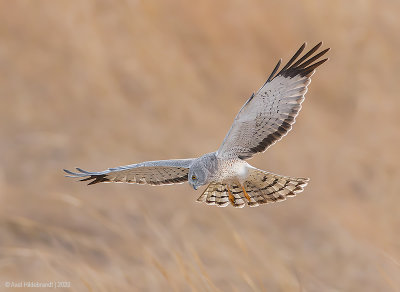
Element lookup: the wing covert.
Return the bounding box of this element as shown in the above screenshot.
[217,42,329,160]
[64,158,194,186]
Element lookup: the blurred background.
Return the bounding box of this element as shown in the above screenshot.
[0,0,399,291]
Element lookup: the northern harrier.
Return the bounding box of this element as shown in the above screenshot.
[65,42,329,208]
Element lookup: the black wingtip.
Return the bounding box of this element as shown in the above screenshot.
[276,43,307,76]
[63,169,73,175]
[86,174,110,185]
[63,168,81,177]
[266,59,282,83]
[64,167,109,185]
[76,167,91,174]
[267,42,330,81]
[300,57,329,77]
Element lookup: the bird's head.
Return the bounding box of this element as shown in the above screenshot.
[188,153,217,190]
[188,163,207,190]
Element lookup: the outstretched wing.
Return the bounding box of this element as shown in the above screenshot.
[64,158,194,185]
[217,42,329,160]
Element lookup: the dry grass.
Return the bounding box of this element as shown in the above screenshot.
[0,0,399,291]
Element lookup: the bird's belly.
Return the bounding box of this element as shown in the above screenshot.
[214,159,249,183]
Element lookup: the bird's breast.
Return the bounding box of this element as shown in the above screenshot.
[213,158,250,183]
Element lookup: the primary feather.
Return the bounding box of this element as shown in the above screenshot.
[217,42,329,160]
[64,159,194,185]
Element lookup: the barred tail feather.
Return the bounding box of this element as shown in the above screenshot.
[196,169,308,208]
[243,169,309,207]
[196,183,246,208]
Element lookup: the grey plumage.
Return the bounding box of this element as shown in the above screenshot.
[218,42,329,160]
[65,42,329,208]
[64,159,194,185]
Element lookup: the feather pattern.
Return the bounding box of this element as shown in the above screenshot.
[217,42,329,160]
[64,42,329,209]
[197,169,309,208]
[64,159,194,185]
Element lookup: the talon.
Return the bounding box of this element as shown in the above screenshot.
[241,184,251,201]
[227,185,235,205]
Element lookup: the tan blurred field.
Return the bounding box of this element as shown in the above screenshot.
[0,0,399,291]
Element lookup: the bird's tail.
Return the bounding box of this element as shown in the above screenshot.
[196,169,309,208]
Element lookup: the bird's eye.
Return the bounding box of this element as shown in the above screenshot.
[192,175,197,180]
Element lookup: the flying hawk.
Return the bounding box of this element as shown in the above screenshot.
[65,42,329,208]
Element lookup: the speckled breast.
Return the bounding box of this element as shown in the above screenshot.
[213,158,250,183]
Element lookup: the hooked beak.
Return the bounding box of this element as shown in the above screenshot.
[192,184,198,190]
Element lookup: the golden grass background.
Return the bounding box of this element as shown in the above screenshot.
[0,0,399,291]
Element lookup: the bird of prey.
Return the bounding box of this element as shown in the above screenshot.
[65,42,329,208]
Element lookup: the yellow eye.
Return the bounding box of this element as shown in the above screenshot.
[192,175,197,180]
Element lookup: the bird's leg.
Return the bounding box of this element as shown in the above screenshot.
[240,183,251,201]
[226,185,235,206]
